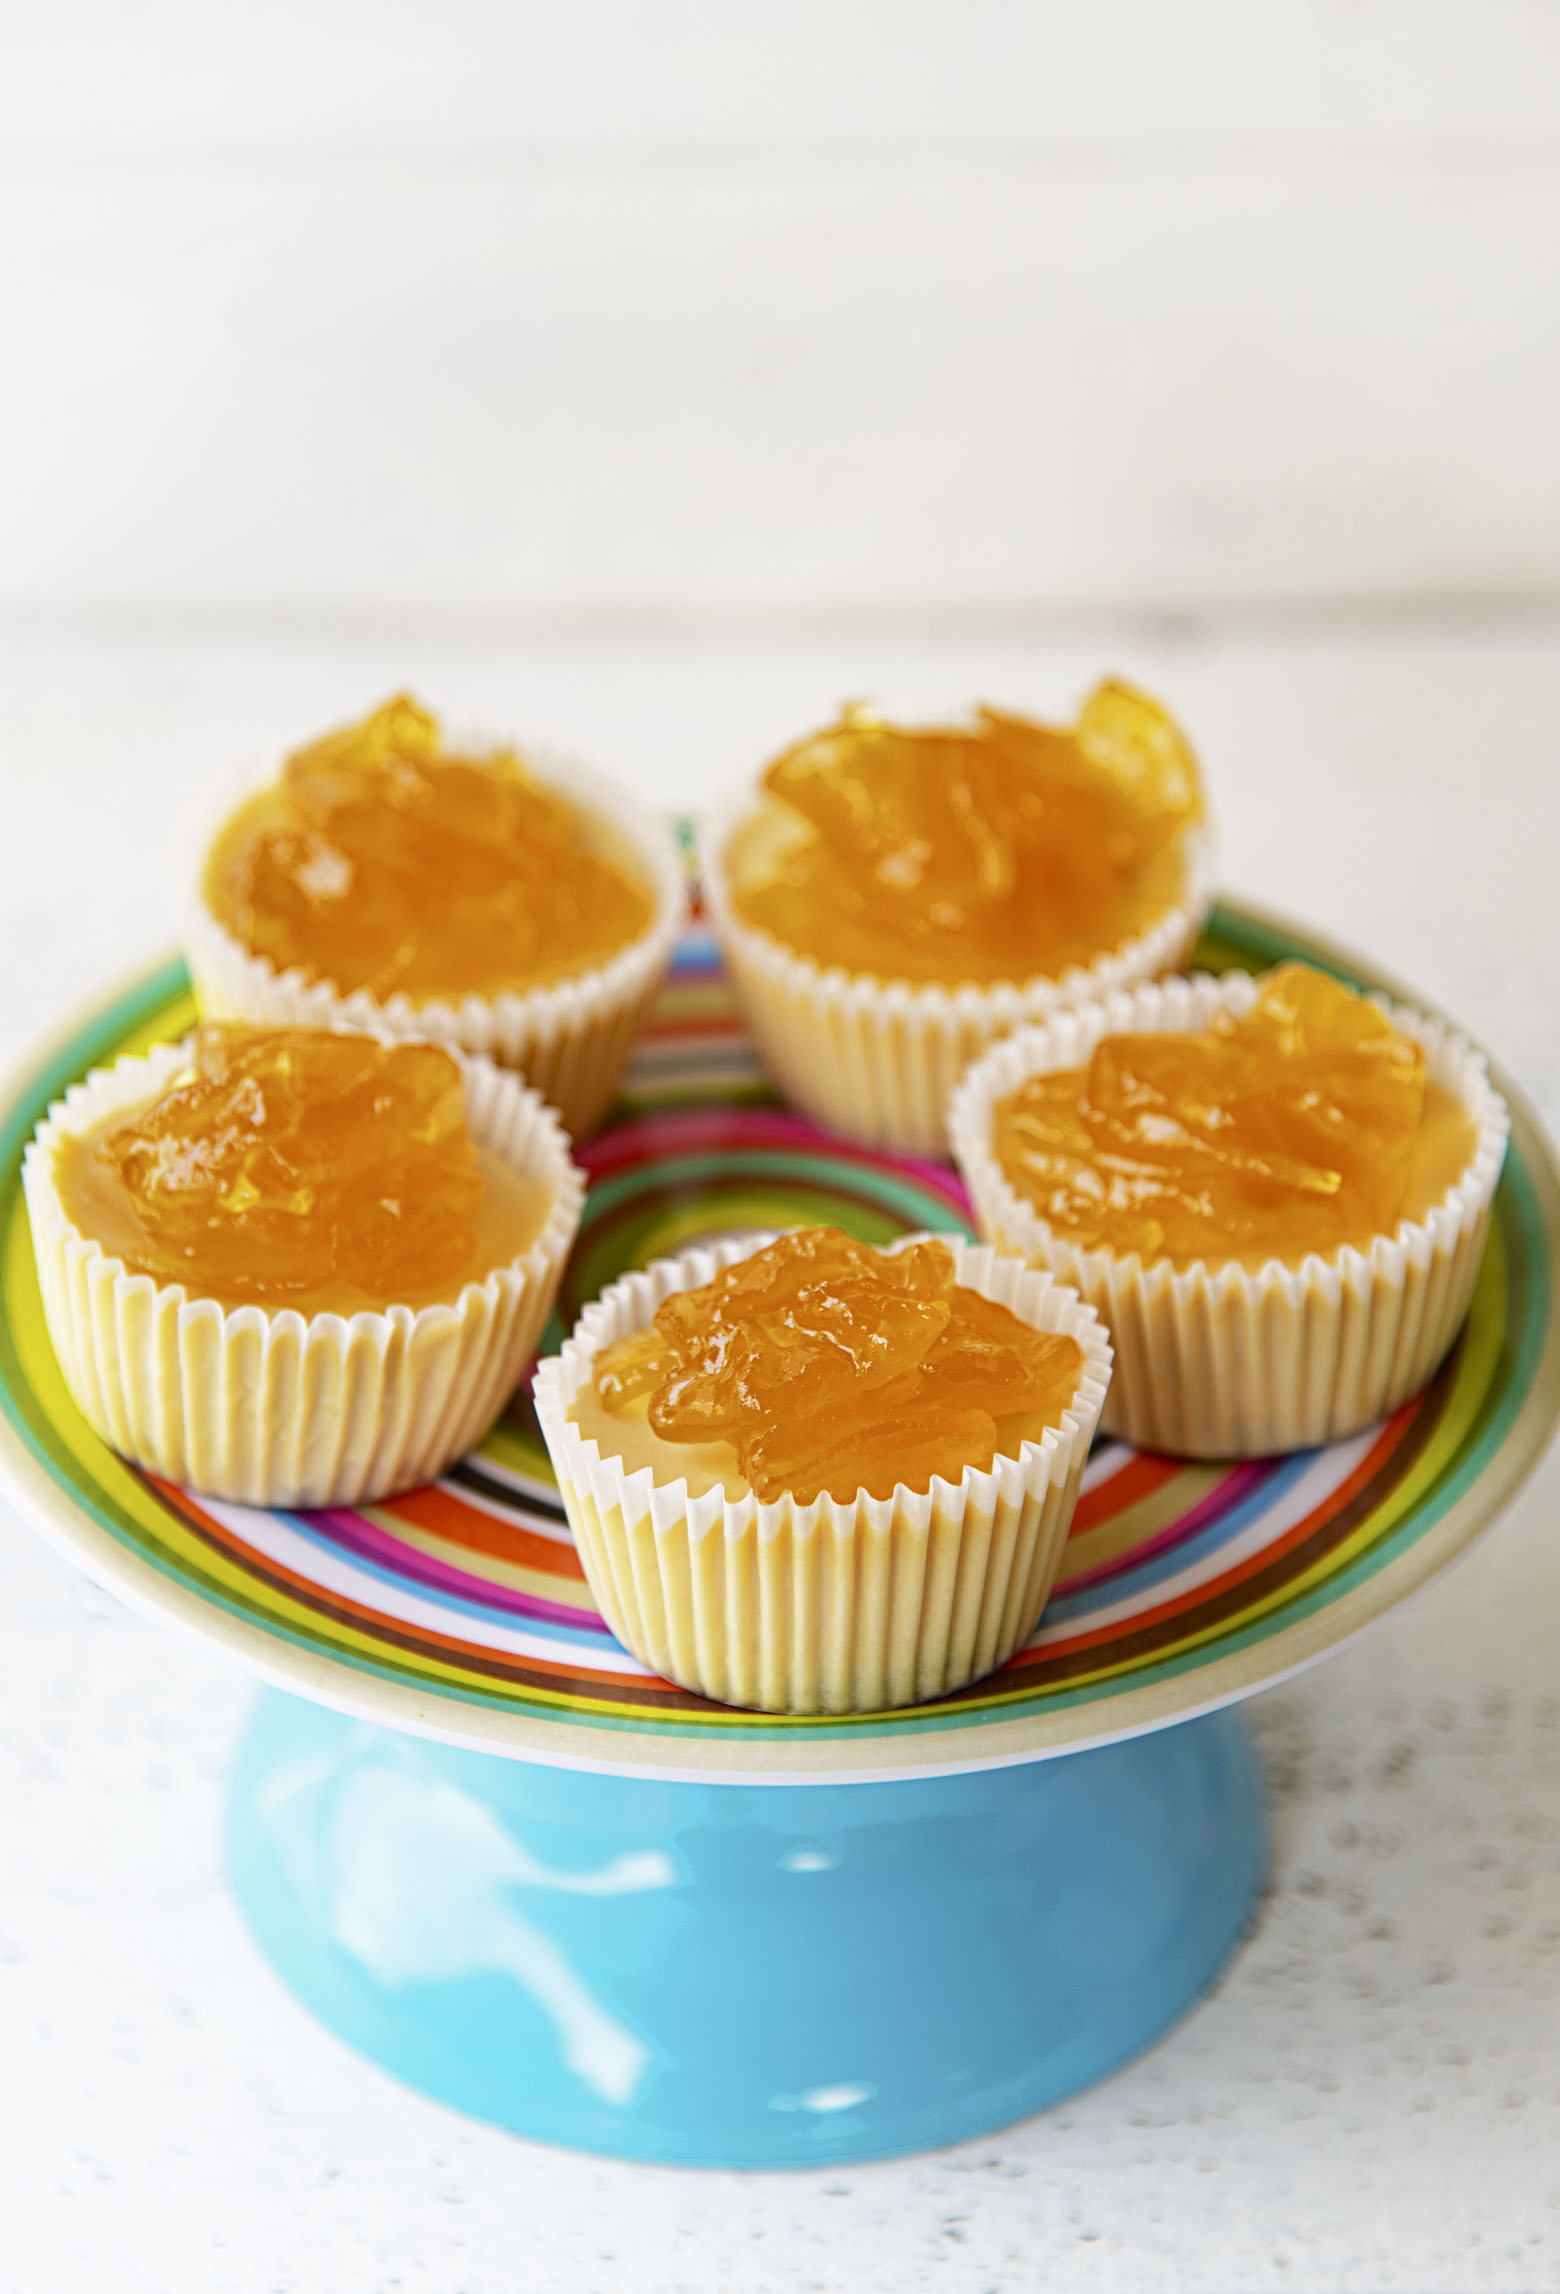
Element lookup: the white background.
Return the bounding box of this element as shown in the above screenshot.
[1,5,1559,2289]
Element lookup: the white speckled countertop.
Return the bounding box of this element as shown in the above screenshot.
[1,630,1557,2291]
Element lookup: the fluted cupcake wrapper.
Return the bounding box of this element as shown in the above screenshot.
[947,972,1510,1458]
[22,1036,586,1507]
[186,756,688,1141]
[698,802,1215,1157]
[532,1232,1112,1714]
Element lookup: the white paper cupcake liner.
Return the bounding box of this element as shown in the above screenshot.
[698,798,1215,1157]
[532,1231,1112,1714]
[947,972,1511,1457]
[22,1034,586,1508]
[187,753,688,1142]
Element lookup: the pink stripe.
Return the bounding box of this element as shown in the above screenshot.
[1057,1460,1271,1595]
[304,1507,613,1634]
[580,1106,970,1209]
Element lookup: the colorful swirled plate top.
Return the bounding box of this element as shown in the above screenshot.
[1,899,1556,1780]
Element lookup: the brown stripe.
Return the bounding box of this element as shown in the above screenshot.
[984,1381,1446,1695]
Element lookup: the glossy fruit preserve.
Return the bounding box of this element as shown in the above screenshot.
[725,681,1204,986]
[586,1227,1085,1504]
[55,1025,550,1316]
[992,964,1479,1270]
[203,695,652,1003]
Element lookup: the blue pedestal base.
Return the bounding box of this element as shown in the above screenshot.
[228,1693,1267,2167]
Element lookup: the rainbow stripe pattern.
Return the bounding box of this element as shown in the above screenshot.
[1,903,1556,1780]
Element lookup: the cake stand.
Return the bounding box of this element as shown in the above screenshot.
[1,901,1556,2169]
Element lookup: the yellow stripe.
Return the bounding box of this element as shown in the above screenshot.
[117,989,198,1058]
[1059,1462,1226,1583]
[475,1423,559,1482]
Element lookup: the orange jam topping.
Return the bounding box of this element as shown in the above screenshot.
[992,964,1479,1270]
[726,681,1204,986]
[58,1025,549,1315]
[590,1227,1084,1503]
[203,695,653,1003]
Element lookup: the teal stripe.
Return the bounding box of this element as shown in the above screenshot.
[1197,902,1369,989]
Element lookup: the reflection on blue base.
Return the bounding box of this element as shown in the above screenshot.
[227,1694,1267,2167]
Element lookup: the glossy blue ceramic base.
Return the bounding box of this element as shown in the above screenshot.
[227,1692,1267,2167]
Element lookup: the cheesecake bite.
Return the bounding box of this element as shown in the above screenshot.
[534,1228,1112,1713]
[991,964,1480,1272]
[23,1023,584,1506]
[728,683,1204,988]
[587,1225,1086,1503]
[203,696,652,1004]
[54,1025,554,1317]
[188,696,686,1138]
[700,680,1214,1154]
[949,966,1509,1457]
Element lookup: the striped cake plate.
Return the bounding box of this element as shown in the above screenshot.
[1,902,1556,1783]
